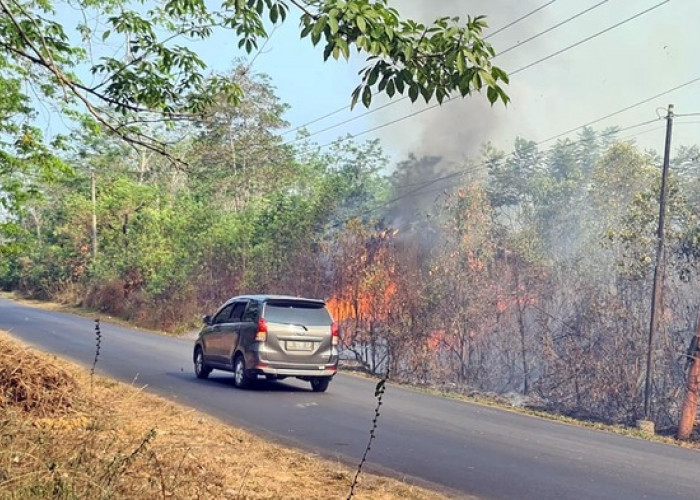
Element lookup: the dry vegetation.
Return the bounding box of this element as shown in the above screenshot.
[0,332,449,500]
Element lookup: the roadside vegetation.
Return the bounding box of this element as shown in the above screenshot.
[0,331,446,499]
[3,80,700,433]
[1,0,700,440]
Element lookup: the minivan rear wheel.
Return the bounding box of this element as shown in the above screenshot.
[232,354,251,389]
[194,347,211,379]
[310,377,330,393]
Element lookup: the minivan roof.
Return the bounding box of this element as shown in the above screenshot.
[225,294,326,305]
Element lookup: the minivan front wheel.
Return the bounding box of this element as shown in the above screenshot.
[233,354,251,389]
[194,347,211,379]
[310,377,330,393]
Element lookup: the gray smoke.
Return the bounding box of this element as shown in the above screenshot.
[375,1,554,166]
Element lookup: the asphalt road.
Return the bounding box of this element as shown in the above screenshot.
[2,297,700,499]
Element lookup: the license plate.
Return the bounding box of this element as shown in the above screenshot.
[286,341,313,351]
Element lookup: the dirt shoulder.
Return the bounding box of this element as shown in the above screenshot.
[0,331,454,500]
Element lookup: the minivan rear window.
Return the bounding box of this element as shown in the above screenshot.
[263,301,332,325]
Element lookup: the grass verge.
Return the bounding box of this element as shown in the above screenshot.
[0,331,449,500]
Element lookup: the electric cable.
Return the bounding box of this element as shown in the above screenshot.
[330,117,661,228]
[280,0,561,137]
[288,0,670,149]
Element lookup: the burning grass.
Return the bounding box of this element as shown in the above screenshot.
[0,332,450,500]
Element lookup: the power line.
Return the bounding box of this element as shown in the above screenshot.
[497,0,608,57]
[339,122,653,229]
[280,106,350,137]
[538,76,700,145]
[291,0,670,149]
[509,0,670,77]
[408,120,660,202]
[285,99,402,144]
[255,72,698,184]
[485,0,557,39]
[332,117,661,227]
[400,118,658,195]
[281,1,559,138]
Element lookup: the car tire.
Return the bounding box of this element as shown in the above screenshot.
[233,354,252,389]
[310,377,330,393]
[194,347,212,379]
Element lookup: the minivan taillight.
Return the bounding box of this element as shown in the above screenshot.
[255,318,267,342]
[331,321,339,346]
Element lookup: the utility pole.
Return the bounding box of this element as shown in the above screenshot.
[643,104,674,423]
[90,168,98,258]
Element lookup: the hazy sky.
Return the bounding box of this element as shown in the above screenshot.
[46,0,700,168]
[233,0,700,167]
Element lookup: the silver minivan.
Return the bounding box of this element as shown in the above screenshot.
[193,295,339,392]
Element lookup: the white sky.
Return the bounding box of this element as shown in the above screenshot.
[231,0,700,166]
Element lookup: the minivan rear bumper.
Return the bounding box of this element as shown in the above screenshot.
[252,365,337,377]
[245,347,338,377]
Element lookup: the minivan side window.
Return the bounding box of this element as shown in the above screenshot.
[241,301,259,323]
[213,304,234,324]
[230,302,246,323]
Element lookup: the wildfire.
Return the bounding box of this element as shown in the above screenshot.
[327,282,397,323]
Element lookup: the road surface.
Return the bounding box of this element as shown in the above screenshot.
[1,297,699,499]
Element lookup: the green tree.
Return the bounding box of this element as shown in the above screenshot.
[486,138,542,210]
[184,66,294,211]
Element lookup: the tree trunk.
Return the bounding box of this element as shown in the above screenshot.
[677,312,700,440]
[513,265,530,395]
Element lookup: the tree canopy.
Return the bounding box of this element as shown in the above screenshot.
[0,0,509,158]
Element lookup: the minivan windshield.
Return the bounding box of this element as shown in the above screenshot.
[263,301,332,326]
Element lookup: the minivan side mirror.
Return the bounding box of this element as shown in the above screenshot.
[202,314,212,325]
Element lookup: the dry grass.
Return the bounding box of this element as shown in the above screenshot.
[0,332,449,500]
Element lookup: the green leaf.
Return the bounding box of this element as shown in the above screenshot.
[300,22,313,38]
[323,43,333,61]
[487,86,497,104]
[386,79,395,97]
[395,76,405,94]
[408,83,418,102]
[350,86,361,109]
[456,51,465,73]
[361,85,372,108]
[478,69,496,87]
[337,38,349,59]
[329,15,339,35]
[356,16,366,33]
[420,84,433,102]
[367,65,380,86]
[312,16,327,39]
